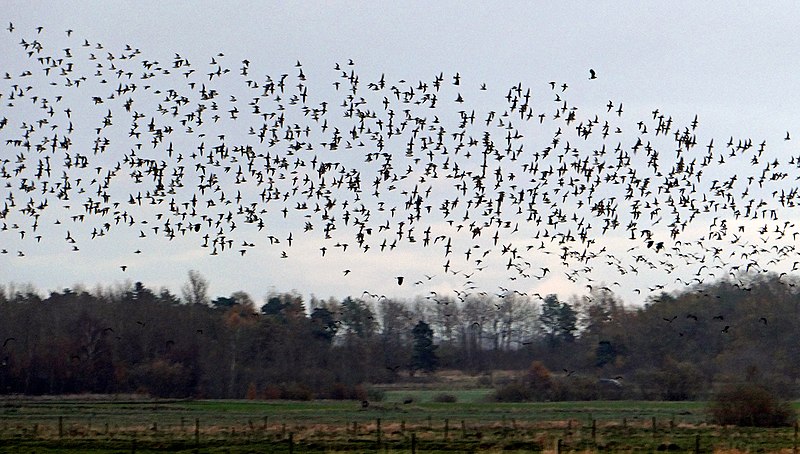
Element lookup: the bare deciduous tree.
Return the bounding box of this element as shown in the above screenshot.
[181,270,210,306]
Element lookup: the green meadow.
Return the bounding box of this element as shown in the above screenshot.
[1,394,798,452]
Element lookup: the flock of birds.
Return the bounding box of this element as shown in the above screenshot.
[3,23,800,310]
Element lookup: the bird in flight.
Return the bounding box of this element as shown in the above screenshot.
[2,22,800,318]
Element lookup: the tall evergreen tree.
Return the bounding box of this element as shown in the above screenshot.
[411,320,438,374]
[540,294,578,346]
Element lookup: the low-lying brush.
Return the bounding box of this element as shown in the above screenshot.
[3,397,800,452]
[709,383,795,427]
[432,392,457,403]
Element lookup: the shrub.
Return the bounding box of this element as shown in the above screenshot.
[280,382,314,401]
[635,359,703,400]
[525,361,553,400]
[366,387,386,402]
[327,382,349,400]
[493,382,530,402]
[263,384,281,400]
[709,384,795,427]
[128,359,193,398]
[432,392,457,403]
[246,382,258,400]
[326,382,368,400]
[352,384,369,401]
[550,376,600,401]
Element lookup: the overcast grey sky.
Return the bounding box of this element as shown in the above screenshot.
[4,1,800,305]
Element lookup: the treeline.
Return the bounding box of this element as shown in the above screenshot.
[0,271,798,400]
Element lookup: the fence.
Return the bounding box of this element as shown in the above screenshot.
[3,413,800,452]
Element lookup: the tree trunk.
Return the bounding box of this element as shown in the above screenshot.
[227,328,239,398]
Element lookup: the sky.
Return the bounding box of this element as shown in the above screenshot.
[4,1,800,306]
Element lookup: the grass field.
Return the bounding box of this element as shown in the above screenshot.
[1,393,799,452]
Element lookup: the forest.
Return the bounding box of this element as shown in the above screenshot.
[0,271,797,401]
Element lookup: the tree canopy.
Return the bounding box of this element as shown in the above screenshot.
[1,272,798,400]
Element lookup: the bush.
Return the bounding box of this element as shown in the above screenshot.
[280,382,314,401]
[366,387,386,402]
[525,361,553,400]
[128,359,193,398]
[493,382,530,402]
[327,382,349,400]
[709,384,795,427]
[263,384,281,400]
[432,392,457,403]
[634,360,703,400]
[246,382,259,400]
[550,376,600,401]
[352,384,369,401]
[324,382,369,400]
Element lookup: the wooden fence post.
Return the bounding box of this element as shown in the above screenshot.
[411,432,417,454]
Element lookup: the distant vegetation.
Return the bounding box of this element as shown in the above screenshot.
[709,384,795,427]
[4,397,796,453]
[0,271,798,400]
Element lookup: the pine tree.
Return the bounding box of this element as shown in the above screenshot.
[411,321,438,374]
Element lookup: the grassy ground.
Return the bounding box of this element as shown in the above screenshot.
[0,395,799,452]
